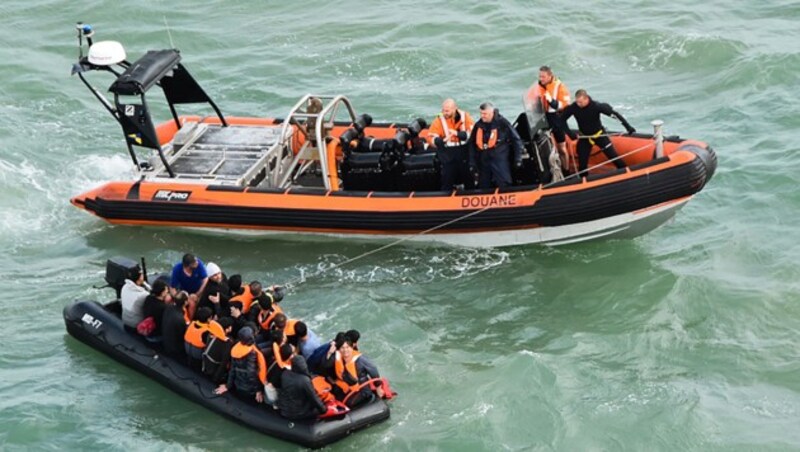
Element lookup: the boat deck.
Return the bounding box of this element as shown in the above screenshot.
[158,124,285,185]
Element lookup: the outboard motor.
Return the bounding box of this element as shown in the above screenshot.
[105,256,141,299]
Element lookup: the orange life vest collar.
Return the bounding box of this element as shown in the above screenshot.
[475,127,498,150]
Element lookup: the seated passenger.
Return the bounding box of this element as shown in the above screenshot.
[323,336,373,407]
[265,343,293,408]
[141,279,171,338]
[296,322,322,361]
[121,266,150,330]
[271,313,288,333]
[161,291,189,359]
[197,262,232,318]
[228,301,247,339]
[345,329,382,383]
[230,280,263,315]
[252,292,277,334]
[184,307,214,370]
[214,327,266,403]
[228,274,244,297]
[277,355,327,421]
[267,343,294,390]
[170,254,209,321]
[202,316,233,384]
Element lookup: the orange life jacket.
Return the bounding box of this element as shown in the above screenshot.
[284,319,298,337]
[312,375,336,403]
[429,110,473,146]
[334,351,362,394]
[182,304,191,325]
[475,127,498,150]
[184,320,209,349]
[527,78,570,114]
[259,304,284,331]
[230,285,255,314]
[230,342,267,385]
[207,319,227,341]
[271,341,292,370]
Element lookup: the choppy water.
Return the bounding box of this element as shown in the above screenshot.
[2,1,800,450]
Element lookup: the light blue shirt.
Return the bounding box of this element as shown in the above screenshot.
[299,328,322,360]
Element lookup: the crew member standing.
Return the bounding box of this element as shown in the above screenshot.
[560,89,636,175]
[468,102,524,189]
[428,98,475,190]
[526,66,571,164]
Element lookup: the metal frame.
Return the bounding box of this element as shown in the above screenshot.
[276,94,357,190]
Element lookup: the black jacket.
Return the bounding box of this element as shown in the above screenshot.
[467,110,524,168]
[202,336,232,385]
[142,295,167,333]
[161,304,187,358]
[277,356,326,420]
[198,277,232,318]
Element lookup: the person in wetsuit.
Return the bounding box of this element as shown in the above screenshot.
[559,89,636,175]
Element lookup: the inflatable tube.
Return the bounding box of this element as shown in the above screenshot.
[63,300,390,449]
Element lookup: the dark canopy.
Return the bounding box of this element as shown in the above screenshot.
[109,49,181,96]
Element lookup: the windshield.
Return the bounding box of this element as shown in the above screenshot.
[522,90,548,137]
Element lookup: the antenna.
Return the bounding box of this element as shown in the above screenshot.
[163,15,175,49]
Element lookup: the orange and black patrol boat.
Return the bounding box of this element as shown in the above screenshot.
[70,25,716,247]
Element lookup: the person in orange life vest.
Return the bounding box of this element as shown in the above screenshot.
[428,98,476,190]
[262,338,294,408]
[250,284,286,324]
[327,338,375,407]
[202,316,234,385]
[267,343,294,390]
[344,329,382,391]
[560,89,636,175]
[250,293,276,344]
[277,355,327,420]
[526,65,571,161]
[184,307,215,370]
[467,102,524,189]
[283,318,302,347]
[161,291,188,359]
[214,326,266,403]
[230,280,263,315]
[271,313,288,333]
[170,253,209,320]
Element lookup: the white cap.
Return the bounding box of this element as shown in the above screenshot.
[206,262,221,277]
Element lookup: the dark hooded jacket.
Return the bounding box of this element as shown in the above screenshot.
[277,356,327,420]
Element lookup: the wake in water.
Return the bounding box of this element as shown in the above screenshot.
[291,247,511,287]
